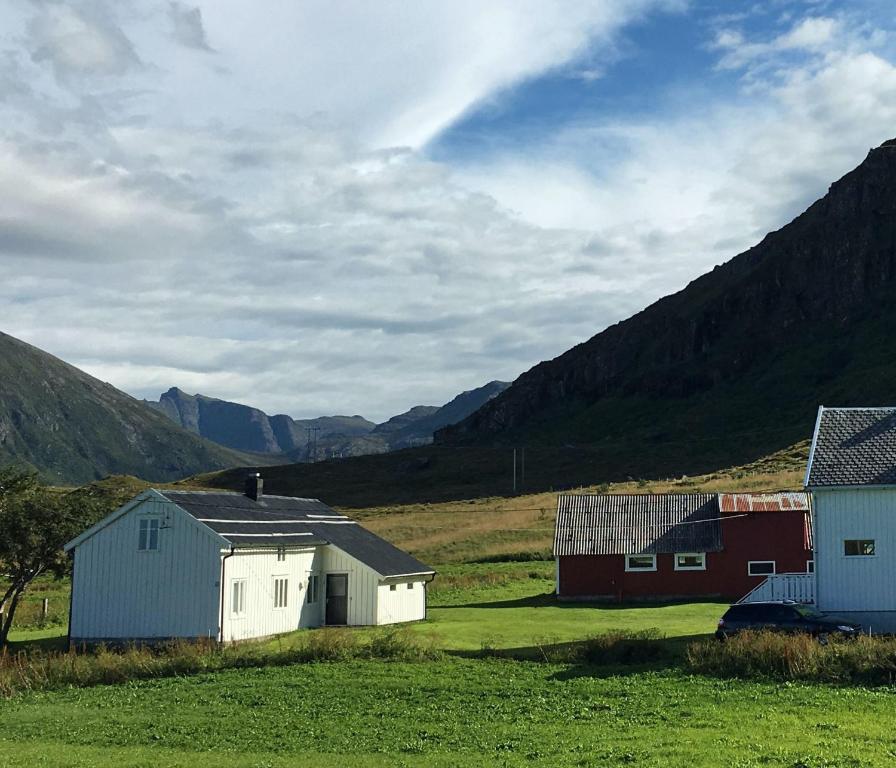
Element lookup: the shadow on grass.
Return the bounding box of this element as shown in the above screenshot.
[7,633,68,654]
[437,592,728,610]
[443,632,712,676]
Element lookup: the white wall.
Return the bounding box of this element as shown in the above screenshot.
[321,545,378,626]
[814,488,896,615]
[70,495,222,642]
[221,547,319,642]
[375,579,427,624]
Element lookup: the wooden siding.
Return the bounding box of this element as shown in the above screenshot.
[375,580,427,624]
[221,547,318,642]
[814,488,896,613]
[558,508,812,600]
[321,545,378,626]
[70,496,222,641]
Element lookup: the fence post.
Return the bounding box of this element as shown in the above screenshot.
[41,598,49,621]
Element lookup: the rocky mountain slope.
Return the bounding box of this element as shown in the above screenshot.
[0,333,260,483]
[147,381,510,460]
[438,140,896,473]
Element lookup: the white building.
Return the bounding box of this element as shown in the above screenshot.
[805,406,896,632]
[64,475,435,643]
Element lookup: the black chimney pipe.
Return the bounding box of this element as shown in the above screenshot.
[245,472,263,501]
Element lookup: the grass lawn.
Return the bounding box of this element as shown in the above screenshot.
[2,561,894,766]
[1,658,895,767]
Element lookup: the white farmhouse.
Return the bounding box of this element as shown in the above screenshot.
[64,475,435,644]
[805,407,896,632]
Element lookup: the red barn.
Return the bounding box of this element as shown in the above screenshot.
[554,492,812,601]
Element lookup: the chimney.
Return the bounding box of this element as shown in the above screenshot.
[245,472,263,501]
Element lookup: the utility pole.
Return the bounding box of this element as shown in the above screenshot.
[512,448,517,494]
[307,426,321,463]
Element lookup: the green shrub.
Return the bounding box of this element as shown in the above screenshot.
[687,631,896,684]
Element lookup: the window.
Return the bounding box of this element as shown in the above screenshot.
[748,561,776,576]
[407,582,414,590]
[306,574,319,604]
[273,577,288,609]
[138,518,160,551]
[389,584,397,592]
[844,539,875,557]
[806,560,814,573]
[674,553,706,571]
[276,547,286,562]
[625,554,657,572]
[231,579,246,616]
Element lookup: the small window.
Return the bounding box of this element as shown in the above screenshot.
[844,539,875,557]
[273,577,288,609]
[674,553,706,571]
[306,574,319,604]
[276,547,286,562]
[806,560,814,573]
[748,561,776,576]
[625,554,657,572]
[231,579,246,616]
[138,518,160,551]
[407,582,414,590]
[389,584,397,592]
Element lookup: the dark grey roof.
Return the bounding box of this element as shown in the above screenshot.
[159,491,433,577]
[553,494,722,556]
[805,407,896,487]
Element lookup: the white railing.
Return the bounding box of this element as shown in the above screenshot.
[737,573,815,605]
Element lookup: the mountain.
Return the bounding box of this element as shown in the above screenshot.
[148,380,510,459]
[437,139,896,477]
[0,333,260,484]
[146,388,375,455]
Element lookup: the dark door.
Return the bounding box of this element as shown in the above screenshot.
[326,574,348,625]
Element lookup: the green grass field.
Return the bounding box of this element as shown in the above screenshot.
[2,656,895,767]
[3,562,896,766]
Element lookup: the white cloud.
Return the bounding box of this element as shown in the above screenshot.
[1,0,895,425]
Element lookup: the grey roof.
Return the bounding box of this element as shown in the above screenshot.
[805,407,896,487]
[160,491,433,577]
[553,493,722,557]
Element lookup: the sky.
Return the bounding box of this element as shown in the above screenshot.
[1,0,896,421]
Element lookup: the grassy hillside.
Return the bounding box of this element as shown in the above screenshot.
[199,434,809,509]
[439,141,896,483]
[0,332,266,483]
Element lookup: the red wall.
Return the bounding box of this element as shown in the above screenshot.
[558,510,811,601]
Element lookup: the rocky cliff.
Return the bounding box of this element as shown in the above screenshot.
[438,140,896,466]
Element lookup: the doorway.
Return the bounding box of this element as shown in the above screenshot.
[325,573,348,625]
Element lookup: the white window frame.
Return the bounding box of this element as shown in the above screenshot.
[407,582,414,590]
[673,552,706,571]
[231,578,247,618]
[806,559,814,573]
[138,517,160,552]
[273,576,289,609]
[843,539,876,558]
[276,547,286,562]
[306,574,319,604]
[389,584,397,592]
[747,560,776,577]
[624,554,657,572]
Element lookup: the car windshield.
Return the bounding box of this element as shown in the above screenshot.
[793,605,822,619]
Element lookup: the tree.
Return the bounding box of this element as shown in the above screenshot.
[0,468,106,647]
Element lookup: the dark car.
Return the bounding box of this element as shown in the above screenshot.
[716,601,862,641]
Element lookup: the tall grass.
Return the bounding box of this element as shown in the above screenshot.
[0,627,440,698]
[688,631,896,685]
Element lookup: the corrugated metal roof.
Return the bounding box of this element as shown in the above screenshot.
[553,494,721,557]
[160,490,434,577]
[805,407,896,487]
[718,492,810,513]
